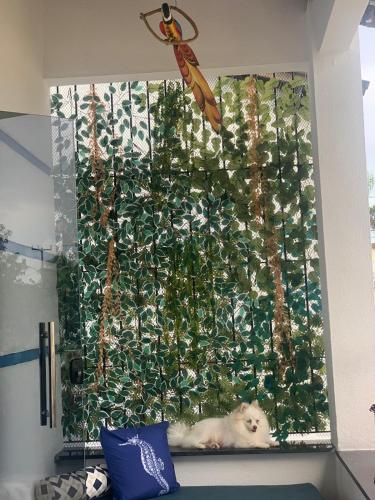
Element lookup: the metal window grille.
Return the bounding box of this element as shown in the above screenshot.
[51,72,331,447]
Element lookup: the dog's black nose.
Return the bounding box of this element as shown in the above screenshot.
[252,426,257,432]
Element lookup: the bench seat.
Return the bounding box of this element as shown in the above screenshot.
[165,484,323,499]
[99,483,323,499]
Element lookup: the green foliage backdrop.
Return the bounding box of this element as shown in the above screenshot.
[51,73,329,443]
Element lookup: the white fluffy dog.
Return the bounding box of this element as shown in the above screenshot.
[168,401,278,449]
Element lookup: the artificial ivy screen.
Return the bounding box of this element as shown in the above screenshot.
[51,73,329,443]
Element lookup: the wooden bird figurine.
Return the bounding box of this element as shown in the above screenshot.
[159,3,221,134]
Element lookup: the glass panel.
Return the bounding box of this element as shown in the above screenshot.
[0,113,84,499]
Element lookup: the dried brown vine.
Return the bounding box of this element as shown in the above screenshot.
[89,84,104,214]
[246,78,293,374]
[246,78,262,222]
[87,84,120,389]
[95,238,117,387]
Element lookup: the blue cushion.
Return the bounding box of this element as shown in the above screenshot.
[100,422,180,500]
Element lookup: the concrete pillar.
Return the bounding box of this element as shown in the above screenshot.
[307,14,375,449]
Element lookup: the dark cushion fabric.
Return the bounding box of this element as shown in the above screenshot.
[100,422,180,500]
[97,483,322,500]
[156,484,323,499]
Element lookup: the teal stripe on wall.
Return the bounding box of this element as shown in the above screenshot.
[0,348,39,368]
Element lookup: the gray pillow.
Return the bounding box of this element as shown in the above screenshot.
[35,465,111,500]
[34,471,85,500]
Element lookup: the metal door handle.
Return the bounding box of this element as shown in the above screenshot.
[39,323,48,426]
[48,321,57,428]
[39,321,57,428]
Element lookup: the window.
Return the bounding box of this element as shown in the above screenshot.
[52,73,330,445]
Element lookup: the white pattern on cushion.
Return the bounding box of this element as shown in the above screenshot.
[85,464,111,499]
[34,471,85,500]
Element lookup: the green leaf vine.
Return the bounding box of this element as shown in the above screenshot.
[52,73,329,443]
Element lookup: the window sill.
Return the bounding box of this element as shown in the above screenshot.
[55,443,333,464]
[169,443,333,456]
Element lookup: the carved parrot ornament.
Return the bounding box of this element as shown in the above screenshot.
[158,3,222,133]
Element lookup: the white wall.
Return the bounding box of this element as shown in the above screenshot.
[173,453,337,499]
[0,0,49,115]
[43,0,308,83]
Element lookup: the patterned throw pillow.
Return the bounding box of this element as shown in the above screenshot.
[100,422,180,500]
[85,464,111,499]
[34,471,85,500]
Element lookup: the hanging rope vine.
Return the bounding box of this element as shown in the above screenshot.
[246,77,293,375]
[87,85,119,389]
[88,84,104,214]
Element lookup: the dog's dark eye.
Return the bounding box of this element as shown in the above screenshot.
[256,419,260,424]
[247,419,252,423]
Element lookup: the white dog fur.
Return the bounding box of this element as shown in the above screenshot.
[167,400,278,449]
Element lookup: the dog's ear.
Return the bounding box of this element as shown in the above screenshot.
[251,400,260,408]
[239,402,250,413]
[232,402,250,418]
